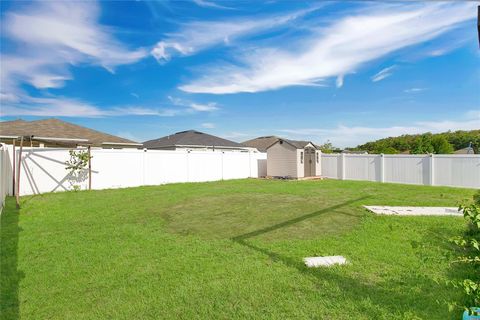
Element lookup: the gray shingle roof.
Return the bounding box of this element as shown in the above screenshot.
[242,136,280,152]
[0,118,138,147]
[454,147,475,154]
[143,130,245,149]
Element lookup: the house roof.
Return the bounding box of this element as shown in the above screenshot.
[143,130,245,149]
[0,118,139,147]
[454,147,475,154]
[242,136,280,152]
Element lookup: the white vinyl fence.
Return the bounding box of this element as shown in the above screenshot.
[321,153,480,188]
[5,146,267,196]
[1,146,478,199]
[0,144,12,211]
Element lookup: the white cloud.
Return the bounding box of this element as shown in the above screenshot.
[221,131,254,140]
[190,103,218,112]
[1,96,178,118]
[179,2,475,94]
[110,107,178,117]
[336,75,344,88]
[151,6,322,62]
[116,131,141,142]
[2,95,109,117]
[4,1,146,69]
[277,111,480,148]
[0,1,147,111]
[371,65,396,82]
[168,96,219,112]
[192,0,233,10]
[0,92,20,103]
[404,87,427,93]
[201,122,216,128]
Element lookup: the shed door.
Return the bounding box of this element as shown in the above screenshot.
[304,148,316,177]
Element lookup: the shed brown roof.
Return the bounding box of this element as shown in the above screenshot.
[0,118,138,147]
[280,138,319,150]
[242,136,280,152]
[244,136,319,151]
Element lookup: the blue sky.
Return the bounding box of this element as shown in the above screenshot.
[0,0,479,147]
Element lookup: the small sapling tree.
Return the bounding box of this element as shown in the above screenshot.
[65,150,91,191]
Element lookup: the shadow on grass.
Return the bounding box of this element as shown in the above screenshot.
[1,197,23,320]
[232,196,451,318]
[232,196,370,241]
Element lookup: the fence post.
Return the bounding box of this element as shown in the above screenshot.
[318,150,322,177]
[88,146,92,190]
[341,153,346,180]
[186,150,190,182]
[380,154,385,183]
[221,151,224,180]
[16,136,24,209]
[429,154,435,186]
[248,151,251,178]
[142,148,146,187]
[12,139,15,196]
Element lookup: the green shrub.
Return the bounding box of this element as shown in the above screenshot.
[452,191,480,315]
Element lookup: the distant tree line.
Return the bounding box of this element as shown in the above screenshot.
[349,130,480,154]
[317,141,341,154]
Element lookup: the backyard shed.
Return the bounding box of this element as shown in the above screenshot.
[266,139,321,178]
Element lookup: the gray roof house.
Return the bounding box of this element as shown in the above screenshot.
[454,147,475,154]
[143,130,248,151]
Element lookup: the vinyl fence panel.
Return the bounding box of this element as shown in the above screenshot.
[144,150,189,185]
[187,151,223,182]
[222,152,251,180]
[90,149,144,190]
[19,148,88,195]
[320,153,479,189]
[0,144,10,211]
[6,146,480,197]
[433,155,480,188]
[9,147,267,196]
[383,155,430,185]
[320,154,341,179]
[344,155,381,182]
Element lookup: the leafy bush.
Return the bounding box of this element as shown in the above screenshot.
[451,191,480,315]
[431,136,454,154]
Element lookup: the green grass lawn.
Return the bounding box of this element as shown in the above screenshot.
[1,179,476,319]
